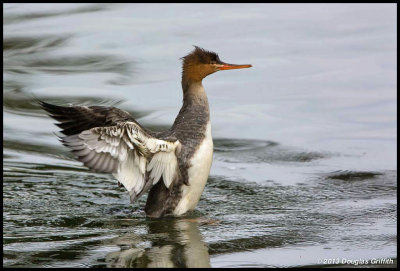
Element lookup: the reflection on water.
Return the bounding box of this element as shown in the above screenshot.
[3,4,107,25]
[106,219,211,268]
[6,54,132,75]
[214,138,327,163]
[3,3,396,268]
[3,35,69,57]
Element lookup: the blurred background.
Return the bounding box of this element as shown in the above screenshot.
[3,3,397,268]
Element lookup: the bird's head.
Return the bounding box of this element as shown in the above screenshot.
[181,46,252,82]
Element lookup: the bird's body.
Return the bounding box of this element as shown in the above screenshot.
[41,46,251,218]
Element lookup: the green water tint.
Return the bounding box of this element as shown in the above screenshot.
[3,148,396,267]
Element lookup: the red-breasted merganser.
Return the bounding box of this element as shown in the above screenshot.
[40,46,252,217]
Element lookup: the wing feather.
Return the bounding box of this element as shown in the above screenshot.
[41,101,181,203]
[65,121,180,202]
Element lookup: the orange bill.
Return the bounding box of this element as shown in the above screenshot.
[219,63,252,70]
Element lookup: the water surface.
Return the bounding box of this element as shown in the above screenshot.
[3,3,397,268]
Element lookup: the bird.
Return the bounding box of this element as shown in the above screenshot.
[40,46,252,218]
[106,218,211,267]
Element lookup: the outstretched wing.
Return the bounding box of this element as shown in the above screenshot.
[38,100,142,136]
[40,101,181,203]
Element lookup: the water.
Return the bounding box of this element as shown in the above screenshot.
[3,3,397,268]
